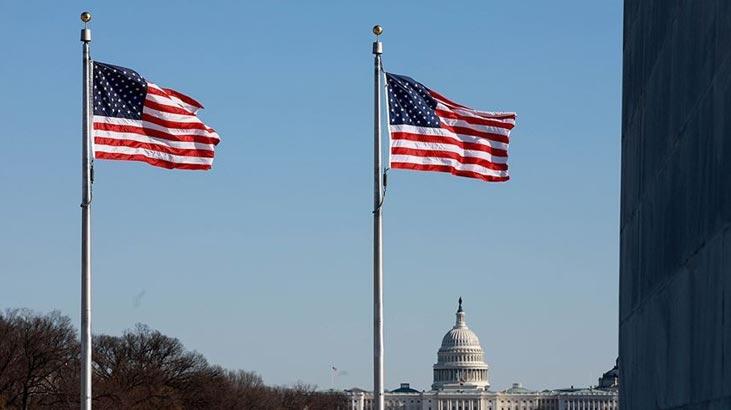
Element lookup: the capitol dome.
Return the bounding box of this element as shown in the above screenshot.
[432,298,489,391]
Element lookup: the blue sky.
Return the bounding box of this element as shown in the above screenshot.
[0,1,622,391]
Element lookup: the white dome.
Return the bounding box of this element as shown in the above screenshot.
[432,298,489,391]
[441,326,482,348]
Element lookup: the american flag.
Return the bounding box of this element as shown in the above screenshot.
[92,62,220,170]
[385,73,516,182]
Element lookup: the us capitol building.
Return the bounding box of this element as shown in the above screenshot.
[345,299,618,410]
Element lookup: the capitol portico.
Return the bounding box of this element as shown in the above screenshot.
[346,299,618,410]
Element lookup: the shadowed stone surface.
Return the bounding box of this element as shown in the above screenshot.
[620,1,731,409]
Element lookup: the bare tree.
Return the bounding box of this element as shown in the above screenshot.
[92,323,224,409]
[0,310,347,409]
[218,369,272,409]
[0,309,78,409]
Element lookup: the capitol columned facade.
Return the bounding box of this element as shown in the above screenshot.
[345,299,618,410]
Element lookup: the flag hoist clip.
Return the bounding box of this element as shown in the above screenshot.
[373,169,388,215]
[82,164,95,208]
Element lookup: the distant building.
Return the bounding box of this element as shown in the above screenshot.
[346,300,617,410]
[597,360,618,390]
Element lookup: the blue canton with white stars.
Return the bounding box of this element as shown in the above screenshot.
[386,73,440,128]
[93,62,147,120]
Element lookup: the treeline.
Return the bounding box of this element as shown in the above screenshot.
[0,309,346,409]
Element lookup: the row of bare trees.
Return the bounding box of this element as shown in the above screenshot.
[0,309,346,409]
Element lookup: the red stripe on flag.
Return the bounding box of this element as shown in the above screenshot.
[437,122,510,144]
[430,91,517,121]
[94,122,220,145]
[146,86,169,98]
[94,152,212,170]
[144,99,196,116]
[94,137,215,158]
[390,132,508,157]
[391,147,508,171]
[141,113,215,132]
[162,88,204,109]
[436,109,515,130]
[391,162,510,182]
[428,90,471,110]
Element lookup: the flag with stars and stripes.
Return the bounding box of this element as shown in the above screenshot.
[92,62,220,170]
[385,73,516,182]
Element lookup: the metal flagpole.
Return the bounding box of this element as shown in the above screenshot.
[79,11,93,410]
[371,24,384,410]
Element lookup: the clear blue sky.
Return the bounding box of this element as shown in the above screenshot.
[0,1,622,392]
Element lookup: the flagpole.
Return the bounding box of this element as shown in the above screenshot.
[79,11,93,410]
[371,24,384,410]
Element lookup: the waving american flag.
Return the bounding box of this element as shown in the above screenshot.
[386,73,515,182]
[92,62,220,170]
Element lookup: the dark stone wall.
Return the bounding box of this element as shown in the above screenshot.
[620,1,731,409]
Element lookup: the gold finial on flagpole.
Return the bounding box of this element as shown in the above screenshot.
[373,25,383,36]
[80,11,92,23]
